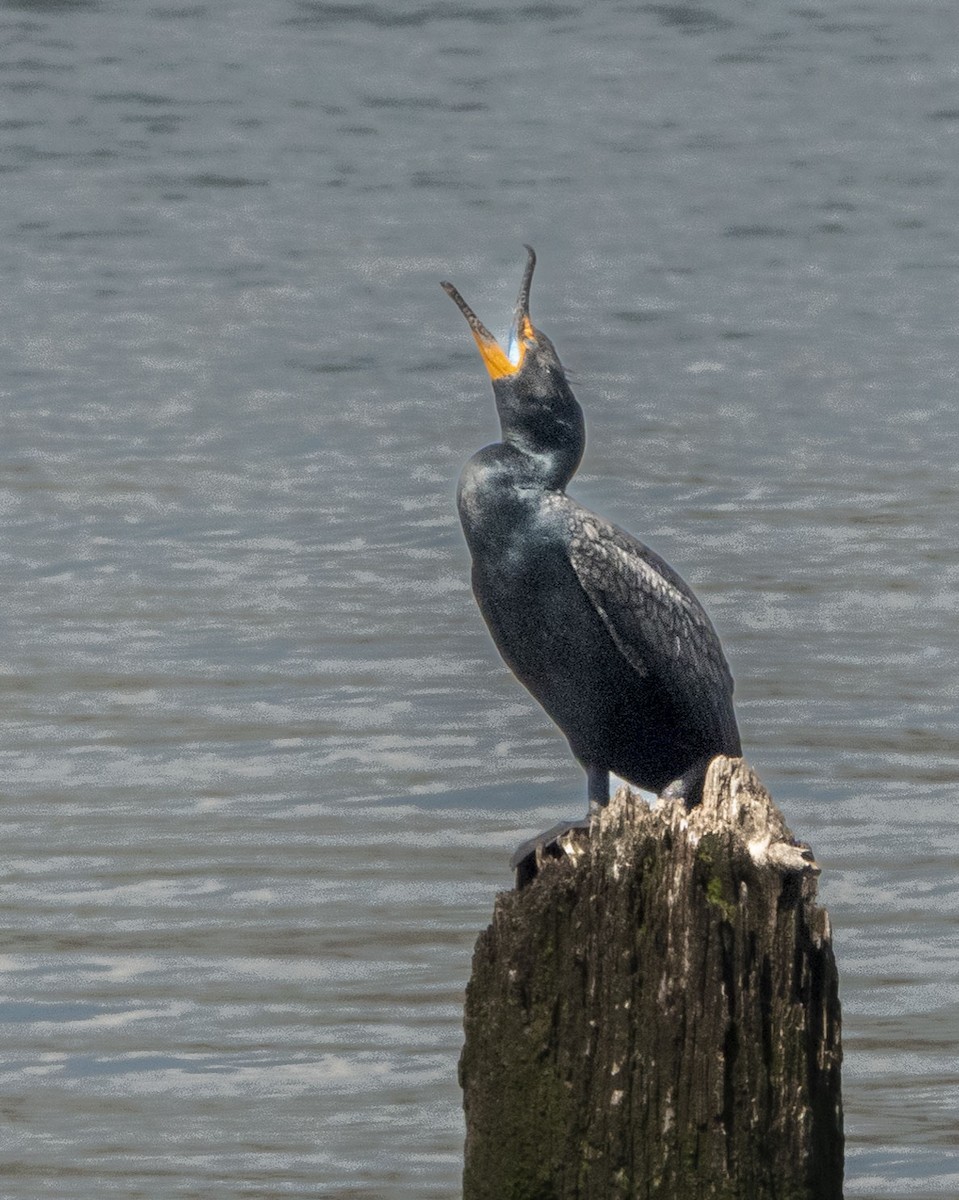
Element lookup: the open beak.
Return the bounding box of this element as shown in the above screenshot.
[441,245,537,381]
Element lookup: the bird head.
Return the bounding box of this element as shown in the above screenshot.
[441,245,569,403]
[441,247,584,484]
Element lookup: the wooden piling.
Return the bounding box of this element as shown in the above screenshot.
[460,757,843,1200]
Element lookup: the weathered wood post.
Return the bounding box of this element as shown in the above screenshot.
[460,756,843,1200]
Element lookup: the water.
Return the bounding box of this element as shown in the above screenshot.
[1,1,957,1195]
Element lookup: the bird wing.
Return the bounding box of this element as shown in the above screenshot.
[557,497,739,748]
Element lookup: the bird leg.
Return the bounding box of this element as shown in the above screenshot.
[661,758,711,808]
[587,763,610,815]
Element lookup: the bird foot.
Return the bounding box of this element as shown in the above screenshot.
[511,817,592,890]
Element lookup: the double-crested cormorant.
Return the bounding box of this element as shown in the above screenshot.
[441,247,740,818]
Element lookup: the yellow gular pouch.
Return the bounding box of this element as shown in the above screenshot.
[475,327,524,380]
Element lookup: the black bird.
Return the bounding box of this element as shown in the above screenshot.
[441,247,741,818]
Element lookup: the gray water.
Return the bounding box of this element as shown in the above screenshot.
[0,1,957,1196]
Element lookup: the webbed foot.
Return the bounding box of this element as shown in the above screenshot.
[511,818,591,889]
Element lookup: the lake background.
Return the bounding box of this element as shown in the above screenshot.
[1,1,957,1196]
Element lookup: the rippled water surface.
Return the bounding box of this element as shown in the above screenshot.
[1,1,957,1196]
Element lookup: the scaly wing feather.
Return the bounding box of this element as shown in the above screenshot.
[555,496,740,752]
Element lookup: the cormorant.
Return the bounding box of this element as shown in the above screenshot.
[441,246,741,819]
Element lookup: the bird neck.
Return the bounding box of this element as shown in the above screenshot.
[494,380,585,492]
[501,430,582,491]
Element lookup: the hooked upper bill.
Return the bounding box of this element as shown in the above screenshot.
[441,245,537,381]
